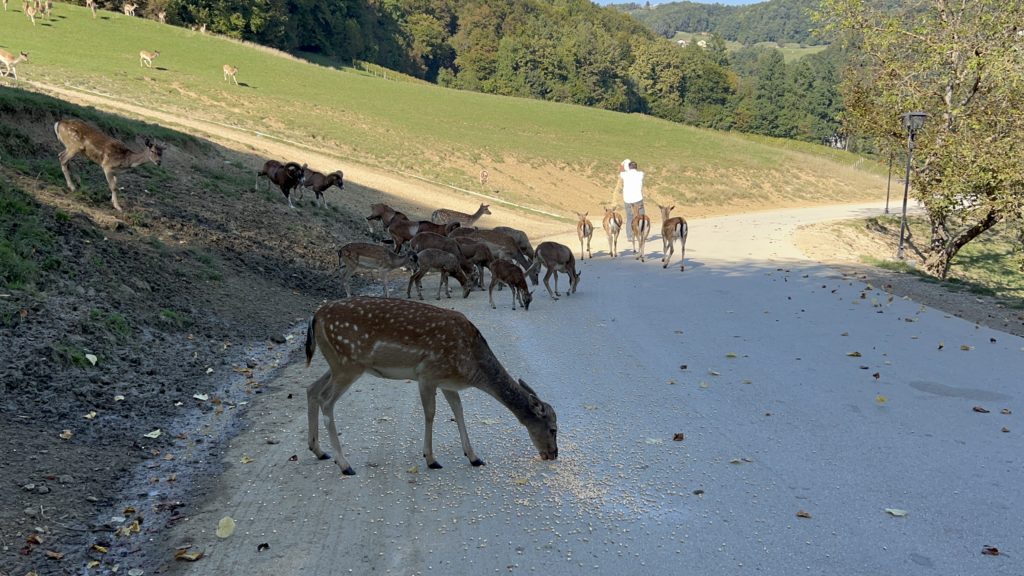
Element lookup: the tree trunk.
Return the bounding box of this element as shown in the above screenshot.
[923,208,1002,279]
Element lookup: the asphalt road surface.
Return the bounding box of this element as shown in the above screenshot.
[161,203,1022,575]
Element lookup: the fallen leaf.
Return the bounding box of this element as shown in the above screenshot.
[1000,408,1012,415]
[961,345,974,351]
[92,544,108,554]
[582,404,598,410]
[288,454,298,461]
[847,351,862,357]
[937,342,945,350]
[884,508,908,517]
[725,352,737,358]
[87,560,100,568]
[84,411,97,420]
[59,429,73,440]
[216,516,236,539]
[205,367,214,374]
[1002,427,1010,433]
[407,465,419,474]
[513,477,529,485]
[872,372,881,380]
[708,370,720,376]
[85,354,98,366]
[114,394,126,402]
[193,393,209,401]
[644,438,664,445]
[796,510,812,519]
[27,534,43,545]
[973,406,990,414]
[257,543,270,552]
[240,455,254,464]
[699,381,709,389]
[672,433,685,441]
[875,395,888,405]
[666,379,677,385]
[143,429,162,439]
[841,332,849,336]
[981,546,999,556]
[45,550,65,560]
[175,549,204,562]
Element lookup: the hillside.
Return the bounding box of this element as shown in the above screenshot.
[622,0,825,45]
[2,5,887,574]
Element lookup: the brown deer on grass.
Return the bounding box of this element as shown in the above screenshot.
[223,64,238,85]
[527,241,580,300]
[658,204,689,271]
[85,0,96,18]
[54,119,164,212]
[24,2,36,24]
[304,297,558,475]
[338,242,418,299]
[576,212,594,259]
[365,202,407,236]
[122,1,136,16]
[631,211,652,262]
[431,203,491,227]
[602,207,623,258]
[139,50,159,68]
[0,49,29,81]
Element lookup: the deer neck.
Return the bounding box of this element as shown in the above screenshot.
[466,339,538,425]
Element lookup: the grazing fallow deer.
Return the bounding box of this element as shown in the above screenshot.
[658,204,689,271]
[24,2,36,24]
[407,248,475,301]
[338,242,417,299]
[450,228,538,285]
[431,203,491,227]
[602,207,623,258]
[0,50,29,81]
[139,50,159,68]
[576,212,594,259]
[86,0,96,18]
[454,236,495,289]
[631,211,652,262]
[54,119,164,212]
[304,297,558,475]
[488,259,533,311]
[223,64,238,85]
[388,219,460,255]
[157,10,166,23]
[122,1,136,16]
[528,241,580,300]
[492,225,535,261]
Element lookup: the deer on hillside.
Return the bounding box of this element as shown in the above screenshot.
[256,159,305,208]
[122,1,136,16]
[527,241,580,300]
[337,242,418,299]
[157,10,166,23]
[298,167,343,208]
[631,211,652,262]
[479,169,489,187]
[85,0,96,18]
[0,50,29,81]
[139,50,159,68]
[658,204,689,271]
[576,212,594,259]
[602,207,623,258]
[365,202,407,236]
[54,119,164,212]
[304,297,558,475]
[223,64,238,85]
[431,203,491,227]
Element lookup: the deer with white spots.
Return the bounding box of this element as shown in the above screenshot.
[338,242,418,299]
[304,297,558,475]
[431,203,491,227]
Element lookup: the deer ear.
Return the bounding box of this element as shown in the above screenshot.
[144,137,153,147]
[518,378,537,397]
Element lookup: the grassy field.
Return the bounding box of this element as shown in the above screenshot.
[670,32,827,63]
[1,4,883,219]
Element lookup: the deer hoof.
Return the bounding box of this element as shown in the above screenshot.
[470,458,486,467]
[341,466,356,476]
[428,461,444,470]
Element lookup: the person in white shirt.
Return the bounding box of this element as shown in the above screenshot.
[611,159,645,242]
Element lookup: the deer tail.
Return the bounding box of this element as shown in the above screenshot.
[304,315,317,367]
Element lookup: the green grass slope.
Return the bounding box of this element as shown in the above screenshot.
[2,3,884,219]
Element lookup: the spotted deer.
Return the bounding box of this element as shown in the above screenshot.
[223,64,238,85]
[0,49,29,81]
[54,119,164,212]
[431,203,491,227]
[658,204,689,271]
[338,242,418,299]
[304,297,558,475]
[631,211,652,262]
[122,1,136,16]
[602,207,623,258]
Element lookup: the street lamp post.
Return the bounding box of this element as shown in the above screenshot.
[885,152,894,214]
[896,111,928,260]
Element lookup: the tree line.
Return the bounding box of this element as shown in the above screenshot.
[614,0,822,45]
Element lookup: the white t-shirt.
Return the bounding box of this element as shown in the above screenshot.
[620,169,645,203]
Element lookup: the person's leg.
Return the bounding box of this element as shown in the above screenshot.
[624,201,635,241]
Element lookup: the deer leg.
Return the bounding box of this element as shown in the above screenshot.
[680,233,687,271]
[437,271,447,300]
[58,149,78,192]
[381,270,390,299]
[543,268,558,300]
[103,167,123,212]
[441,389,484,467]
[663,237,673,268]
[418,382,443,469]
[307,368,360,475]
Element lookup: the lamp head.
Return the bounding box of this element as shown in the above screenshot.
[902,111,928,134]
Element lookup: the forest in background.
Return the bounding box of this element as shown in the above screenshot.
[80,0,848,148]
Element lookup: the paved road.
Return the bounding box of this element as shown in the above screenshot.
[161,203,1022,575]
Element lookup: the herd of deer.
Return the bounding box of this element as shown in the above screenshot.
[2,2,232,86]
[256,158,344,209]
[577,205,688,270]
